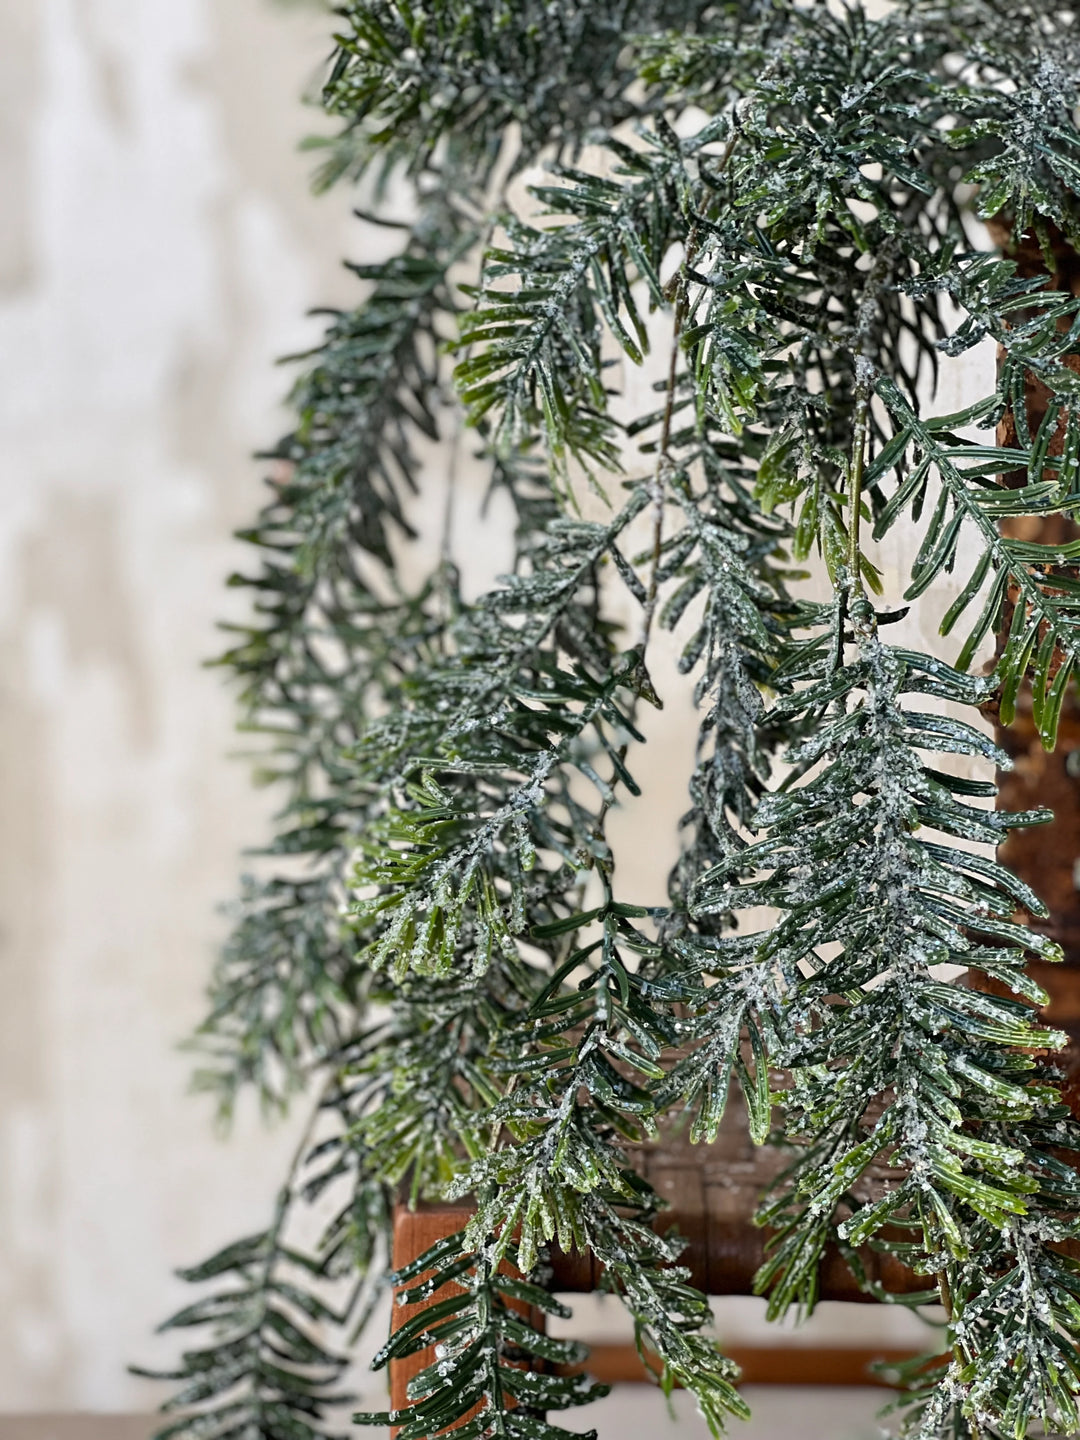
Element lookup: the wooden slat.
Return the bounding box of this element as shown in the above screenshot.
[566,1342,926,1389]
[388,1197,926,1304]
[389,1203,468,1424]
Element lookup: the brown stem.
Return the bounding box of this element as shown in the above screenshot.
[847,388,870,596]
[595,223,701,845]
[936,1267,981,1440]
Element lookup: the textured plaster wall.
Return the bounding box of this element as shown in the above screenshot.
[0,0,360,1410]
[0,0,988,1421]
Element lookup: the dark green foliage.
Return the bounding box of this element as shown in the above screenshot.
[133,1176,369,1440]
[455,134,688,477]
[202,220,465,1113]
[192,872,355,1115]
[144,2,1080,1438]
[359,1233,607,1440]
[317,0,720,188]
[453,895,750,1429]
[695,602,1071,1315]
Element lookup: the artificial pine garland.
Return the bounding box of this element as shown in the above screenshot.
[137,2,1080,1436]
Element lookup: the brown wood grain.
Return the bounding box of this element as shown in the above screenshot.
[562,1342,927,1389]
[991,217,1080,986]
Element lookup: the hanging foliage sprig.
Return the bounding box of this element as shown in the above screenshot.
[142,2,1080,1437]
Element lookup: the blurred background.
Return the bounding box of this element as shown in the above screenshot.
[0,0,353,1424]
[0,1,984,1435]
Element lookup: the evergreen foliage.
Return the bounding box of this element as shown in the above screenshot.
[142,1,1080,1436]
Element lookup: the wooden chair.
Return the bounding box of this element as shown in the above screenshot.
[389,788,1080,1408]
[387,677,1080,1416]
[389,224,1080,1414]
[389,1100,932,1405]
[388,664,1080,1410]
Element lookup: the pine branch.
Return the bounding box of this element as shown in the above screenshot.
[453,899,747,1435]
[696,597,1080,1431]
[155,5,1080,1440]
[358,1232,606,1440]
[135,1092,369,1440]
[872,375,1080,745]
[318,0,720,190]
[199,215,468,1111]
[454,135,686,476]
[190,873,356,1117]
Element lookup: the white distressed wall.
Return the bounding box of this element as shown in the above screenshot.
[0,0,362,1410]
[0,0,988,1425]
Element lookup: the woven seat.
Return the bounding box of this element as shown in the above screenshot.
[528,1089,921,1301]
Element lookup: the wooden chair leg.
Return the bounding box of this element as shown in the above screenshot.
[389,1202,548,1428]
[390,1204,477,1423]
